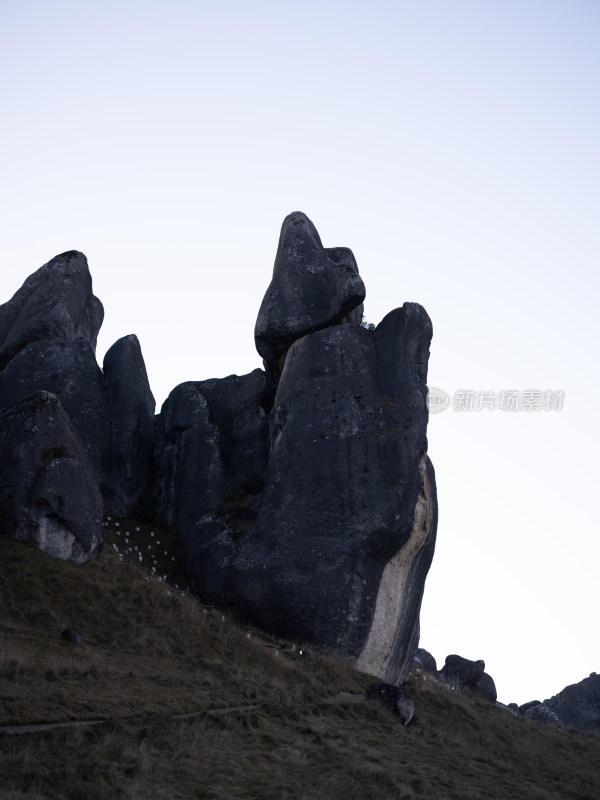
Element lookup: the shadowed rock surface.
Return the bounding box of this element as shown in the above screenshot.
[0,251,103,370]
[255,212,365,383]
[156,213,438,685]
[0,338,108,483]
[0,254,156,518]
[366,682,415,725]
[412,648,438,673]
[155,370,269,548]
[519,674,600,734]
[103,335,156,514]
[0,391,102,562]
[439,654,497,703]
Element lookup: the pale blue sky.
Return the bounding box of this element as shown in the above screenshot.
[1,0,598,704]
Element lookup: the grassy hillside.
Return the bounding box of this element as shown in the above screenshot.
[1,519,599,800]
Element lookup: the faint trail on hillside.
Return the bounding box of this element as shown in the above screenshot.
[0,695,365,735]
[0,719,106,735]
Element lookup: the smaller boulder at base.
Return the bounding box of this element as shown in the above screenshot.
[0,391,102,563]
[366,682,414,725]
[439,654,497,702]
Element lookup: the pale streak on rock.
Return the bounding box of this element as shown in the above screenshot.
[356,455,434,682]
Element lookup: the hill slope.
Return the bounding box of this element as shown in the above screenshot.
[1,521,599,800]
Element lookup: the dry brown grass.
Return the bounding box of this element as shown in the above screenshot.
[1,524,600,799]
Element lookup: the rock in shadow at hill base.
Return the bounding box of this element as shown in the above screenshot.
[0,391,102,562]
[366,682,414,725]
[439,654,498,703]
[155,212,438,686]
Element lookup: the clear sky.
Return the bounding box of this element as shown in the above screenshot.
[1,0,598,705]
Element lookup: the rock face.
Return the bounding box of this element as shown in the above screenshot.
[439,654,498,703]
[0,251,155,552]
[103,335,155,513]
[0,391,102,562]
[0,338,108,481]
[0,251,103,370]
[255,212,365,383]
[155,370,269,548]
[156,212,437,685]
[519,674,600,734]
[412,648,438,673]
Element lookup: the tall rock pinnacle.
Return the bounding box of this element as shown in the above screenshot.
[156,211,437,684]
[255,212,366,383]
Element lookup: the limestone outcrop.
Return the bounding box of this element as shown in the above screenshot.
[155,212,437,685]
[0,214,438,683]
[518,674,600,735]
[0,251,103,370]
[0,338,108,481]
[0,391,102,562]
[411,650,497,703]
[102,334,156,513]
[255,211,365,383]
[0,252,155,534]
[155,370,269,549]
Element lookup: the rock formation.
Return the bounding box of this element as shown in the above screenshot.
[0,250,103,370]
[411,650,497,703]
[0,337,109,481]
[517,674,600,735]
[102,334,156,512]
[0,213,438,685]
[155,211,437,685]
[0,391,102,562]
[0,250,155,547]
[255,211,365,383]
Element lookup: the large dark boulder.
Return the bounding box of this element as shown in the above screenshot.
[439,654,497,702]
[440,655,486,688]
[474,671,498,703]
[0,251,103,370]
[254,212,365,383]
[0,338,108,484]
[0,391,102,562]
[103,334,156,514]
